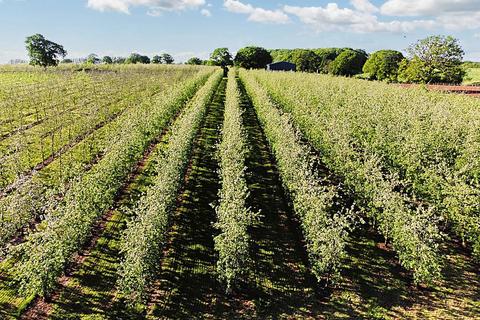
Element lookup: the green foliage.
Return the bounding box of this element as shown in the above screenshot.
[291,50,322,73]
[270,48,348,74]
[329,49,368,76]
[117,70,222,305]
[186,57,203,65]
[102,56,113,64]
[152,54,174,64]
[86,54,100,64]
[400,35,465,84]
[240,70,351,283]
[0,67,204,255]
[234,46,272,69]
[25,34,67,67]
[161,53,174,64]
[210,48,233,66]
[11,69,213,297]
[114,56,126,64]
[214,69,254,291]
[462,61,480,69]
[363,50,404,82]
[462,67,480,85]
[251,70,447,285]
[152,55,162,64]
[126,53,150,64]
[61,59,73,64]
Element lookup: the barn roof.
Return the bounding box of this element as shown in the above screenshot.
[268,61,296,66]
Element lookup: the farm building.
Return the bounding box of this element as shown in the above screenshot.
[267,61,296,72]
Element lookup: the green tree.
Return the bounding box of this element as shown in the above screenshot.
[291,50,322,73]
[186,57,203,65]
[25,34,67,67]
[161,53,174,64]
[399,35,465,84]
[61,59,73,64]
[102,56,113,64]
[113,57,126,64]
[126,53,150,64]
[86,53,100,64]
[313,48,346,73]
[152,55,162,64]
[363,50,404,82]
[234,46,272,69]
[329,49,368,76]
[209,48,233,66]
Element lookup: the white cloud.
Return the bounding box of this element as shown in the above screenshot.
[87,0,205,14]
[201,8,211,16]
[381,0,480,17]
[223,0,289,24]
[283,3,435,33]
[350,0,378,14]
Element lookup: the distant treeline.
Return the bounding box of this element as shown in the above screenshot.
[270,48,366,75]
[268,35,467,84]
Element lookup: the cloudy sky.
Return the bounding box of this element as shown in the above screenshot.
[1,0,479,63]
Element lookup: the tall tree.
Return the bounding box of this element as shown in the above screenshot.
[102,56,113,64]
[86,53,100,64]
[363,50,404,82]
[161,53,174,64]
[399,35,465,84]
[329,49,368,76]
[209,48,233,66]
[25,34,67,67]
[152,55,162,64]
[234,46,272,69]
[126,53,150,64]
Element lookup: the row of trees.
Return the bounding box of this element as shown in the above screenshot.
[205,36,465,84]
[25,33,466,84]
[63,52,175,65]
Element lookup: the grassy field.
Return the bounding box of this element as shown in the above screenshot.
[463,67,480,85]
[0,65,478,319]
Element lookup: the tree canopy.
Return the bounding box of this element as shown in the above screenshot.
[363,50,404,82]
[25,34,67,67]
[86,54,100,64]
[329,49,368,76]
[209,48,233,66]
[234,46,272,69]
[186,57,203,65]
[399,35,465,84]
[102,56,113,64]
[270,48,349,74]
[161,53,174,64]
[126,53,150,64]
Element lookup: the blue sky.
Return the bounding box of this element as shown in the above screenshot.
[1,0,479,63]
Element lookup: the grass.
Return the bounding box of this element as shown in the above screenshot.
[462,67,480,85]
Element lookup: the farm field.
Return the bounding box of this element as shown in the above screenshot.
[0,65,479,320]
